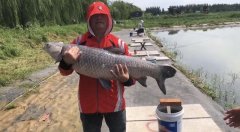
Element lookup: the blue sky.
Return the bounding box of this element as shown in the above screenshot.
[110,0,240,10]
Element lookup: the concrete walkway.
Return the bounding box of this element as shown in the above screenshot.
[102,29,238,132]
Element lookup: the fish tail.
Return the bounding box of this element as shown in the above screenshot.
[156,78,166,95]
[156,65,176,94]
[160,65,176,78]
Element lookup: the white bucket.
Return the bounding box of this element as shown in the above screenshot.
[156,105,184,132]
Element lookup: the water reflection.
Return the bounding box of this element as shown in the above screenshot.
[153,26,240,107]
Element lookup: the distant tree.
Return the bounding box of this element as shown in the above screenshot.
[168,6,177,15]
[145,7,161,16]
[0,0,107,28]
[203,4,209,14]
[166,3,240,14]
[130,11,143,18]
[111,7,121,20]
[162,9,165,14]
[0,0,4,26]
[1,0,19,28]
[109,1,142,20]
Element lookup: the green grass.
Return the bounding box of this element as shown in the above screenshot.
[174,63,217,99]
[0,24,87,87]
[0,23,122,87]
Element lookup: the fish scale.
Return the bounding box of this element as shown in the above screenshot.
[77,46,151,79]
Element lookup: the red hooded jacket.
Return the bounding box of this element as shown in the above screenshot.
[59,2,135,114]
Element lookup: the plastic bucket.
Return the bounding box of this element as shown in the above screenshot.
[156,105,184,132]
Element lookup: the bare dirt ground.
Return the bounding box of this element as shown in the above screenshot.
[0,72,82,132]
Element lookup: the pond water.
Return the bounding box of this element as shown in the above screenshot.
[152,26,240,107]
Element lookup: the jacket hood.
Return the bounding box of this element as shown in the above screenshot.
[86,2,113,36]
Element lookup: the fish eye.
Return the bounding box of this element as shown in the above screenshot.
[46,44,50,48]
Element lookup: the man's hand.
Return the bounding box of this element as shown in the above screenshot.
[224,108,240,128]
[63,46,80,65]
[110,64,129,83]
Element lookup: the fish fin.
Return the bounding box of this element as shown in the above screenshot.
[137,77,147,87]
[104,47,125,55]
[99,79,112,90]
[54,45,67,63]
[156,78,166,95]
[55,54,63,63]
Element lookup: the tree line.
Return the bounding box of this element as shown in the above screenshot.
[145,7,162,16]
[1,0,240,28]
[0,0,107,28]
[129,3,240,16]
[0,0,142,28]
[148,3,240,16]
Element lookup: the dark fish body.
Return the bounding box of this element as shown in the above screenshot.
[44,42,176,94]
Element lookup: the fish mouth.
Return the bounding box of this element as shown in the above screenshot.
[43,42,51,51]
[44,42,64,49]
[43,42,65,62]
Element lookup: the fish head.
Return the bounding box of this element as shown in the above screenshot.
[44,42,64,62]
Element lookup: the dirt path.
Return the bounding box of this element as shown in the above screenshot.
[0,72,82,132]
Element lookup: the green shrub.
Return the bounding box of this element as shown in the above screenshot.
[229,13,240,18]
[0,44,21,58]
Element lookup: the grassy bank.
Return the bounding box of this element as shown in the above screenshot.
[0,23,123,87]
[0,24,87,86]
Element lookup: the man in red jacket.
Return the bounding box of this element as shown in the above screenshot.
[58,1,135,132]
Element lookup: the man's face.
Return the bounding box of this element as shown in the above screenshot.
[90,14,108,36]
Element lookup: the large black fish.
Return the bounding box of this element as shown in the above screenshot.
[44,42,176,94]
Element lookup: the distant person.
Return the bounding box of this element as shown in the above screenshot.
[136,20,144,36]
[138,19,144,29]
[224,107,240,128]
[129,20,144,37]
